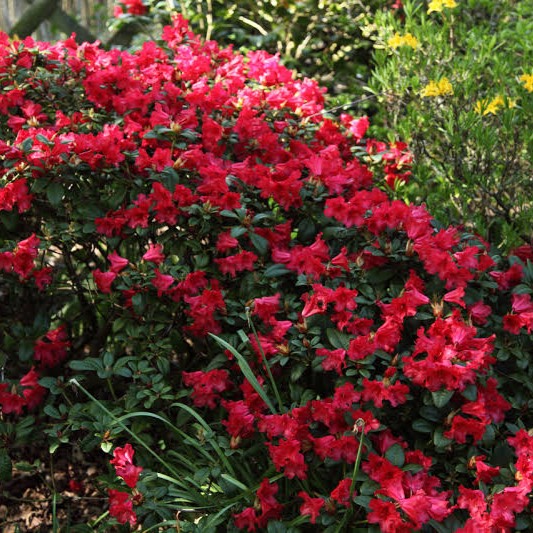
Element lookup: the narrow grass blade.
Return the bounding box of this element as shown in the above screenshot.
[208,333,277,414]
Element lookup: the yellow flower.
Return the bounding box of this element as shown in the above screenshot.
[437,77,453,95]
[420,77,453,97]
[519,73,533,92]
[388,33,404,49]
[474,95,511,115]
[428,0,458,14]
[403,33,419,49]
[420,80,440,97]
[388,32,419,49]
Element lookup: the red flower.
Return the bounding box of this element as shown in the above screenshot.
[32,267,53,290]
[142,243,165,264]
[110,443,143,488]
[114,0,147,16]
[92,269,117,294]
[330,478,353,508]
[266,438,307,479]
[491,486,530,529]
[222,400,255,439]
[300,284,334,318]
[68,479,83,494]
[252,294,281,322]
[182,369,232,408]
[184,285,226,336]
[317,347,347,375]
[13,233,40,279]
[108,489,137,526]
[444,415,487,444]
[0,384,26,415]
[457,488,487,524]
[20,367,46,409]
[216,231,239,253]
[361,378,410,407]
[469,455,500,485]
[298,491,324,524]
[151,269,175,297]
[255,478,283,523]
[215,250,258,277]
[368,498,414,533]
[34,325,70,368]
[233,507,258,531]
[343,114,370,141]
[108,251,129,273]
[468,301,492,325]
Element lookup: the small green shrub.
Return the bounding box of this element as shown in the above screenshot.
[366,0,533,250]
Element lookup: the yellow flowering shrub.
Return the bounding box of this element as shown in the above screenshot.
[368,0,532,250]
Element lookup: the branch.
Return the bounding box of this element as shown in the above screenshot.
[105,21,144,48]
[9,0,60,38]
[49,9,97,43]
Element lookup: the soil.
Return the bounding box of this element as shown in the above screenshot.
[0,445,107,532]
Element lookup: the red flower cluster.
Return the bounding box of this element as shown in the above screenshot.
[0,367,45,415]
[108,443,143,525]
[113,0,148,17]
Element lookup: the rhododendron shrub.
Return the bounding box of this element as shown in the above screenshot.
[1,17,533,531]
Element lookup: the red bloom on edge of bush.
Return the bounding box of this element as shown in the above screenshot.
[108,489,138,526]
[113,0,147,17]
[110,443,143,488]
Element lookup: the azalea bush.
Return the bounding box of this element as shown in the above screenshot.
[365,0,533,249]
[2,13,533,532]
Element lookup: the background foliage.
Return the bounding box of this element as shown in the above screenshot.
[367,0,533,250]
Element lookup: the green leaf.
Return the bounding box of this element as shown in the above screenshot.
[264,264,291,277]
[132,293,146,314]
[433,428,452,448]
[46,182,64,206]
[230,226,247,238]
[428,519,455,533]
[36,134,53,146]
[21,137,33,152]
[0,211,19,231]
[69,358,102,372]
[431,389,454,408]
[412,419,433,433]
[18,339,34,362]
[100,441,113,453]
[0,449,12,482]
[267,522,288,533]
[220,473,248,491]
[249,232,269,255]
[43,405,61,419]
[462,384,477,402]
[385,443,405,467]
[326,328,350,350]
[208,333,277,414]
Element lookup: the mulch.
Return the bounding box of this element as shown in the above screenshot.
[0,445,107,532]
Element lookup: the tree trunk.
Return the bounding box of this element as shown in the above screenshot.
[49,9,97,43]
[9,0,60,38]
